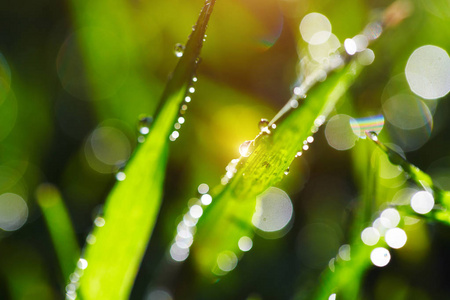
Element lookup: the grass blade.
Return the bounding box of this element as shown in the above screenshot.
[76,1,216,299]
[193,60,364,276]
[36,184,80,281]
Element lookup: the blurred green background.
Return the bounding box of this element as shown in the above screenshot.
[1,0,450,299]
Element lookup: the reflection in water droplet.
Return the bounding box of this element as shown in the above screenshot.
[410,191,434,214]
[284,167,290,175]
[370,247,391,267]
[174,43,185,57]
[350,114,384,138]
[361,227,380,246]
[238,236,253,252]
[385,228,407,249]
[239,140,255,157]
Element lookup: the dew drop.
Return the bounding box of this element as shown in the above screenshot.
[174,43,185,57]
[284,167,290,175]
[239,140,255,157]
[116,171,126,181]
[258,119,270,133]
[290,100,299,108]
[303,145,309,151]
[174,123,181,130]
[188,87,195,94]
[185,96,191,103]
[192,76,198,82]
[295,151,303,157]
[138,116,153,135]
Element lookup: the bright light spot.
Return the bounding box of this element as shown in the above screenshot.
[385,228,407,249]
[178,117,185,124]
[370,247,391,267]
[170,243,189,262]
[189,205,203,219]
[172,131,179,139]
[344,39,357,55]
[116,171,126,181]
[174,123,181,130]
[85,126,131,173]
[307,136,314,143]
[200,194,212,205]
[338,244,351,261]
[252,187,293,233]
[372,218,387,236]
[94,217,106,227]
[140,127,150,135]
[77,258,88,270]
[183,214,198,227]
[325,114,358,151]
[411,191,434,214]
[300,13,332,45]
[147,289,173,300]
[380,208,400,228]
[217,251,238,272]
[290,99,299,108]
[0,193,28,231]
[239,140,254,157]
[329,294,336,300]
[357,49,375,65]
[364,22,382,40]
[198,183,209,194]
[329,258,335,272]
[238,236,253,252]
[189,87,195,93]
[303,145,309,151]
[185,96,191,103]
[405,45,450,99]
[361,227,380,246]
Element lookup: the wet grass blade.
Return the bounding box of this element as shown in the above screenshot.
[36,184,80,281]
[77,1,216,299]
[193,60,364,276]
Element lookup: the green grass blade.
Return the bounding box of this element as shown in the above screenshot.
[77,1,216,299]
[36,184,80,281]
[193,60,363,276]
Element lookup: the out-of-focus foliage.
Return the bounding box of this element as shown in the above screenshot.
[0,0,450,299]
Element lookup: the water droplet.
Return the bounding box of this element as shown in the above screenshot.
[184,96,191,103]
[370,247,391,267]
[195,57,202,64]
[284,167,290,175]
[303,145,309,151]
[365,131,378,142]
[290,100,299,108]
[138,116,153,135]
[174,43,185,57]
[295,151,302,157]
[174,123,181,130]
[293,86,306,98]
[181,104,188,111]
[137,135,145,143]
[307,136,314,143]
[94,217,106,227]
[188,87,195,93]
[192,77,198,82]
[77,258,88,270]
[258,119,270,133]
[239,140,255,157]
[271,124,277,129]
[116,171,126,181]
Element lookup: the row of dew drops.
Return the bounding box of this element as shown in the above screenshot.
[65,42,202,299]
[325,188,436,300]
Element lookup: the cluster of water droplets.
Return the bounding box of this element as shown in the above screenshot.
[137,115,153,144]
[169,184,213,262]
[65,214,106,300]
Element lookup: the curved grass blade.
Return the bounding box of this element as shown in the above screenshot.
[36,184,80,281]
[193,60,364,276]
[77,1,216,299]
[366,131,450,224]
